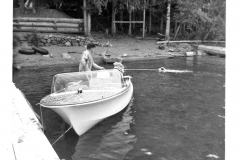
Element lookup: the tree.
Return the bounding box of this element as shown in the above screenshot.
[165,0,171,40]
[173,0,225,40]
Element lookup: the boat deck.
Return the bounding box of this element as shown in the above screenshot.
[41,87,124,106]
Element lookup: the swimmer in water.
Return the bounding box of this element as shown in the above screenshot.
[113,58,124,76]
[159,67,192,73]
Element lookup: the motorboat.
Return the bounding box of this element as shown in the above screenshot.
[40,69,133,136]
[102,49,122,64]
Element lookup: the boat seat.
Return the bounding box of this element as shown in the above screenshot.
[65,84,89,91]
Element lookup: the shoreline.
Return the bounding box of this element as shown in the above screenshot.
[13,35,178,69]
[13,33,224,70]
[13,54,176,70]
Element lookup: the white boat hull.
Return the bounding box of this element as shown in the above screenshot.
[45,81,133,136]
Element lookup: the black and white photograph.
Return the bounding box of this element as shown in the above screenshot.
[2,0,238,160]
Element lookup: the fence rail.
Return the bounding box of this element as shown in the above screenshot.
[13,17,84,34]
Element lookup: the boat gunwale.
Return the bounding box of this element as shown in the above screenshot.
[40,81,132,108]
[53,69,118,77]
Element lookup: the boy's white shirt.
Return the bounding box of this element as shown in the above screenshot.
[79,50,93,71]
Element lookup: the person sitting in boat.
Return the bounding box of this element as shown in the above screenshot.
[113,58,124,75]
[79,43,105,72]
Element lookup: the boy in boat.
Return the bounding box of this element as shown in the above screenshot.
[79,43,105,72]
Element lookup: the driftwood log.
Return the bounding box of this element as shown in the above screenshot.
[198,45,225,57]
[13,27,84,33]
[13,17,83,24]
[157,40,225,44]
[13,17,84,34]
[13,22,83,28]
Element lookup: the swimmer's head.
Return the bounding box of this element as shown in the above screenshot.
[159,67,166,72]
[114,58,123,68]
[114,60,124,74]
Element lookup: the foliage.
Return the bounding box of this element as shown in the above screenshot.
[15,0,225,40]
[87,0,149,14]
[173,0,225,40]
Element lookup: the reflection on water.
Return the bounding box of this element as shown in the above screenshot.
[185,57,194,67]
[72,98,137,160]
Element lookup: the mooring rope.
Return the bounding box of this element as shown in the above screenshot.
[125,67,193,73]
[52,125,73,146]
[125,69,157,71]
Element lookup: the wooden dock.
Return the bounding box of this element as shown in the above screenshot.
[1,83,59,160]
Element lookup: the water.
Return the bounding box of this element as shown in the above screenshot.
[13,56,225,160]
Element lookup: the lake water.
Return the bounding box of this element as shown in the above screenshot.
[13,56,225,160]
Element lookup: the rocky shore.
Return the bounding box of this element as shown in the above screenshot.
[13,32,217,70]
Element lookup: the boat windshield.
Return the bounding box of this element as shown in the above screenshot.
[51,70,123,93]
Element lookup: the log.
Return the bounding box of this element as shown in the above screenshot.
[13,22,82,28]
[157,40,225,44]
[13,27,84,34]
[122,55,173,62]
[13,17,83,24]
[198,45,225,56]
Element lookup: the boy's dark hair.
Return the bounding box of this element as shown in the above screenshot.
[87,43,96,49]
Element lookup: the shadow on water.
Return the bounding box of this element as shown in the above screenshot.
[13,56,225,160]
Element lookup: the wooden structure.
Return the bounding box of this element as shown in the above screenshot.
[111,0,146,38]
[12,86,59,159]
[14,0,90,35]
[1,83,59,160]
[13,17,84,34]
